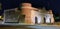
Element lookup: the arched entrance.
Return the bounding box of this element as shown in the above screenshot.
[35,17,38,24]
[44,17,46,23]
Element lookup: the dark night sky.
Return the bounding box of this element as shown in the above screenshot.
[0,0,60,15]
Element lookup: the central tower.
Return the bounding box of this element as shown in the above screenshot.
[21,3,32,24]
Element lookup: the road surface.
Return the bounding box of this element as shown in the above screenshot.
[0,25,60,29]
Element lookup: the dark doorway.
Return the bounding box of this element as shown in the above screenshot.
[19,15,25,23]
[44,17,46,23]
[35,17,38,24]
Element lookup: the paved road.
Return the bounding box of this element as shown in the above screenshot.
[0,25,60,29]
[27,25,60,29]
[0,23,60,29]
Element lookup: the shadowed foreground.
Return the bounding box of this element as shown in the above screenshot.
[0,25,60,29]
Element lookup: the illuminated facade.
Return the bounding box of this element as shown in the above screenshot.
[2,3,54,25]
[21,3,54,24]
